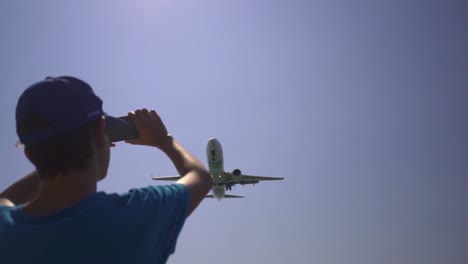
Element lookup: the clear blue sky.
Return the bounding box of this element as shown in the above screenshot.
[1,1,467,263]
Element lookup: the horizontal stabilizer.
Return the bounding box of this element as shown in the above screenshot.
[151,176,181,181]
[206,194,244,198]
[239,174,285,181]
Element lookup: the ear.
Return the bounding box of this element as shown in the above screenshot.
[94,117,108,147]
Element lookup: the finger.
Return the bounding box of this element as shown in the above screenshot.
[142,108,150,118]
[128,111,137,123]
[135,109,145,119]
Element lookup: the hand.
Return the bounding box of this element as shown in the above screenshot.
[125,108,173,149]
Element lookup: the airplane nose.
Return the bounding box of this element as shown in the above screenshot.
[207,137,223,160]
[208,138,218,148]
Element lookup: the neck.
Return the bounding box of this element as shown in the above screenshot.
[23,168,98,216]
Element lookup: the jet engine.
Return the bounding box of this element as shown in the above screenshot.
[232,169,241,183]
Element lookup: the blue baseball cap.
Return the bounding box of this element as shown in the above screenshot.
[16,76,125,145]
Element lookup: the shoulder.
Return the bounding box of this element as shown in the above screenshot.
[0,205,21,227]
[122,184,189,202]
[0,205,11,213]
[106,184,189,210]
[0,198,14,207]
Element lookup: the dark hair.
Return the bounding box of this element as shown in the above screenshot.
[17,115,99,179]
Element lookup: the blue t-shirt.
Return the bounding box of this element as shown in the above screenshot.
[0,184,190,264]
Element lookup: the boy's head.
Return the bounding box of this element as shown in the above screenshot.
[15,76,124,180]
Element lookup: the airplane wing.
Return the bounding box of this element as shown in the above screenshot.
[237,175,283,185]
[206,194,244,198]
[222,172,284,185]
[151,176,181,181]
[240,175,284,181]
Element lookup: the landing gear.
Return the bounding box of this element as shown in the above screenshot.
[225,185,232,191]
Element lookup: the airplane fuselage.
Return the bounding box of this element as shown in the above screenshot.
[206,138,226,199]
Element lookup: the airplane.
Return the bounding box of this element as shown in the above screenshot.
[152,138,284,200]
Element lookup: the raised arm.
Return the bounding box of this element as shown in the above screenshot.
[125,109,213,215]
[0,171,40,206]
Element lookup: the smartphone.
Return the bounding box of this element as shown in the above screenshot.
[106,116,139,142]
